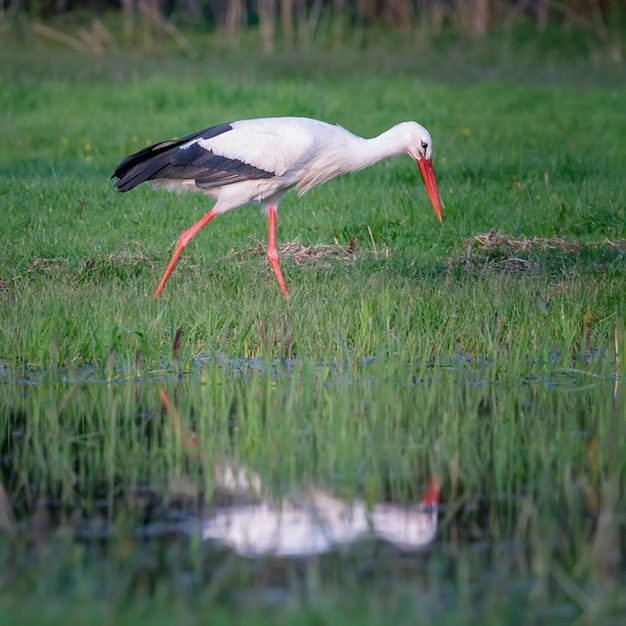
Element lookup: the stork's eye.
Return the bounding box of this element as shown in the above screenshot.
[421,141,428,151]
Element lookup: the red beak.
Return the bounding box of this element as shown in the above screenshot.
[417,158,442,223]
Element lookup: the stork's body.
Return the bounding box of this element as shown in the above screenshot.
[113,117,442,298]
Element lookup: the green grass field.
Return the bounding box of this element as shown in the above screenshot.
[1,56,624,366]
[1,27,626,625]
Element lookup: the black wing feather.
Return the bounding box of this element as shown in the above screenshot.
[112,123,274,193]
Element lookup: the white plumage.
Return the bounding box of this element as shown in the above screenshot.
[113,116,442,298]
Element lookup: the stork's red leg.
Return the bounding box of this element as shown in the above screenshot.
[153,208,219,298]
[266,204,288,298]
[420,472,442,508]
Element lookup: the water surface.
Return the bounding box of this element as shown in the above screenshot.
[1,356,624,623]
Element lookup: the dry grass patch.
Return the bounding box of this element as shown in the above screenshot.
[224,238,360,268]
[472,231,584,253]
[450,230,626,275]
[27,257,66,274]
[77,248,155,281]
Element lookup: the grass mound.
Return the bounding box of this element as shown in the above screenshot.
[449,231,626,276]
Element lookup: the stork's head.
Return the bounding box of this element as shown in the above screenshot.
[402,122,442,223]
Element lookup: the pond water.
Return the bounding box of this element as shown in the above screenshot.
[0,356,624,623]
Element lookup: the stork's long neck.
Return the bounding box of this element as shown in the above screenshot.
[295,124,409,195]
[347,125,407,172]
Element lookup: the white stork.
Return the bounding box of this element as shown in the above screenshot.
[113,116,442,298]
